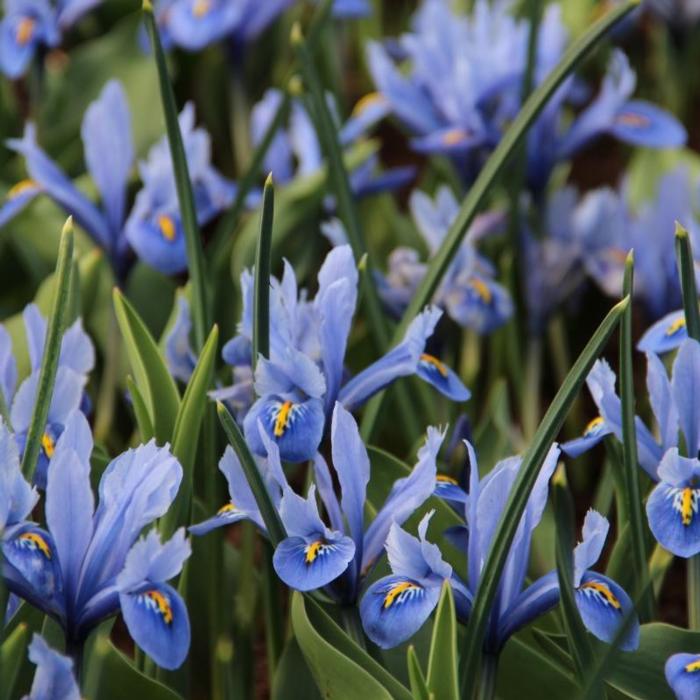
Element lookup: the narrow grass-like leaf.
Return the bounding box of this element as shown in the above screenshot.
[460,298,628,690]
[675,222,700,341]
[619,251,654,621]
[0,622,29,700]
[126,375,155,442]
[426,582,459,700]
[210,97,290,269]
[253,175,274,366]
[407,646,431,700]
[293,24,390,351]
[21,217,74,480]
[217,402,286,546]
[143,0,209,350]
[113,288,181,443]
[552,467,593,684]
[163,325,219,536]
[361,0,639,440]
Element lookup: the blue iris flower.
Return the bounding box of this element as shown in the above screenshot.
[193,403,445,604]
[0,80,235,277]
[361,441,639,652]
[251,88,414,202]
[0,0,101,79]
[563,342,700,559]
[213,245,469,463]
[377,186,512,334]
[157,0,369,53]
[1,411,192,669]
[361,0,685,192]
[1,304,94,489]
[638,309,688,355]
[23,634,80,700]
[666,651,700,700]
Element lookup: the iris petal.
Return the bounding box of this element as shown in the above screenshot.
[272,534,355,592]
[415,354,471,402]
[665,653,700,700]
[120,582,190,670]
[647,482,700,558]
[359,575,441,649]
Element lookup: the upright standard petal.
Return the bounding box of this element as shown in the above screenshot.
[572,510,609,587]
[671,339,700,458]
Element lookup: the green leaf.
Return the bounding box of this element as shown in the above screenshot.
[163,324,219,536]
[675,222,700,341]
[216,402,287,546]
[126,375,155,442]
[253,175,274,365]
[143,1,209,351]
[607,623,700,700]
[619,252,654,621]
[113,288,181,443]
[291,593,412,700]
[294,23,390,353]
[360,0,639,442]
[87,637,183,700]
[271,638,323,700]
[426,583,459,700]
[0,621,30,700]
[406,646,431,700]
[21,218,74,480]
[460,297,628,689]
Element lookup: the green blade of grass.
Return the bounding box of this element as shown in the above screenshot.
[253,175,275,367]
[21,217,74,480]
[675,222,700,341]
[292,23,390,352]
[460,298,628,691]
[143,0,210,351]
[361,0,639,441]
[216,402,287,546]
[619,251,654,621]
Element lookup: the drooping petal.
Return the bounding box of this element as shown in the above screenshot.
[124,207,188,275]
[609,101,687,149]
[243,395,325,463]
[665,653,700,700]
[272,533,355,592]
[25,634,80,700]
[0,417,37,528]
[362,426,445,571]
[359,574,441,649]
[560,415,611,459]
[120,582,190,670]
[415,353,471,402]
[81,80,134,237]
[573,510,609,587]
[646,479,700,559]
[0,179,41,227]
[638,309,687,355]
[575,571,639,651]
[339,306,442,411]
[647,352,679,452]
[0,325,17,406]
[671,339,700,458]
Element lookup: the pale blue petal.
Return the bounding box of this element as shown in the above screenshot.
[665,653,700,700]
[573,510,609,587]
[25,634,80,700]
[671,339,700,458]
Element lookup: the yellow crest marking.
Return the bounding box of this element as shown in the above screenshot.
[41,433,55,459]
[420,353,448,378]
[580,580,621,609]
[305,540,323,565]
[468,278,493,304]
[383,581,420,609]
[146,590,174,625]
[158,214,176,241]
[583,416,604,437]
[437,474,459,485]
[273,401,294,438]
[681,488,695,526]
[18,532,52,559]
[685,659,700,673]
[666,317,687,337]
[7,179,36,199]
[442,128,468,147]
[616,112,650,128]
[16,18,36,46]
[193,0,211,17]
[352,92,385,117]
[217,502,236,516]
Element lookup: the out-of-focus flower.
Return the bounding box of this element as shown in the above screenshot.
[362,0,685,192]
[1,411,191,669]
[0,0,101,79]
[646,0,700,25]
[251,88,414,203]
[156,0,369,53]
[638,309,688,355]
[377,186,512,334]
[0,304,94,489]
[211,245,469,462]
[361,441,639,653]
[23,634,80,700]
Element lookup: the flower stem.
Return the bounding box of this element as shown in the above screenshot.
[476,653,499,700]
[66,637,85,686]
[688,555,700,629]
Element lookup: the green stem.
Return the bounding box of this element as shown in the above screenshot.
[689,556,700,629]
[475,653,499,700]
[262,544,284,683]
[93,310,121,444]
[340,605,366,650]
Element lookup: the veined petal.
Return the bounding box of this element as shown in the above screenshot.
[665,653,700,700]
[638,309,687,355]
[573,510,609,586]
[0,417,37,528]
[560,414,611,459]
[609,100,687,149]
[359,574,441,649]
[647,352,679,452]
[647,480,700,558]
[120,582,190,670]
[243,396,325,463]
[124,208,188,275]
[189,505,256,536]
[272,533,355,592]
[25,634,80,700]
[575,571,639,651]
[433,473,468,504]
[2,524,64,617]
[253,349,326,400]
[442,275,513,335]
[671,339,700,458]
[415,353,471,402]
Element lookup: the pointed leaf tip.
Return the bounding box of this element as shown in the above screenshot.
[290,22,304,46]
[675,221,689,239]
[142,0,153,12]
